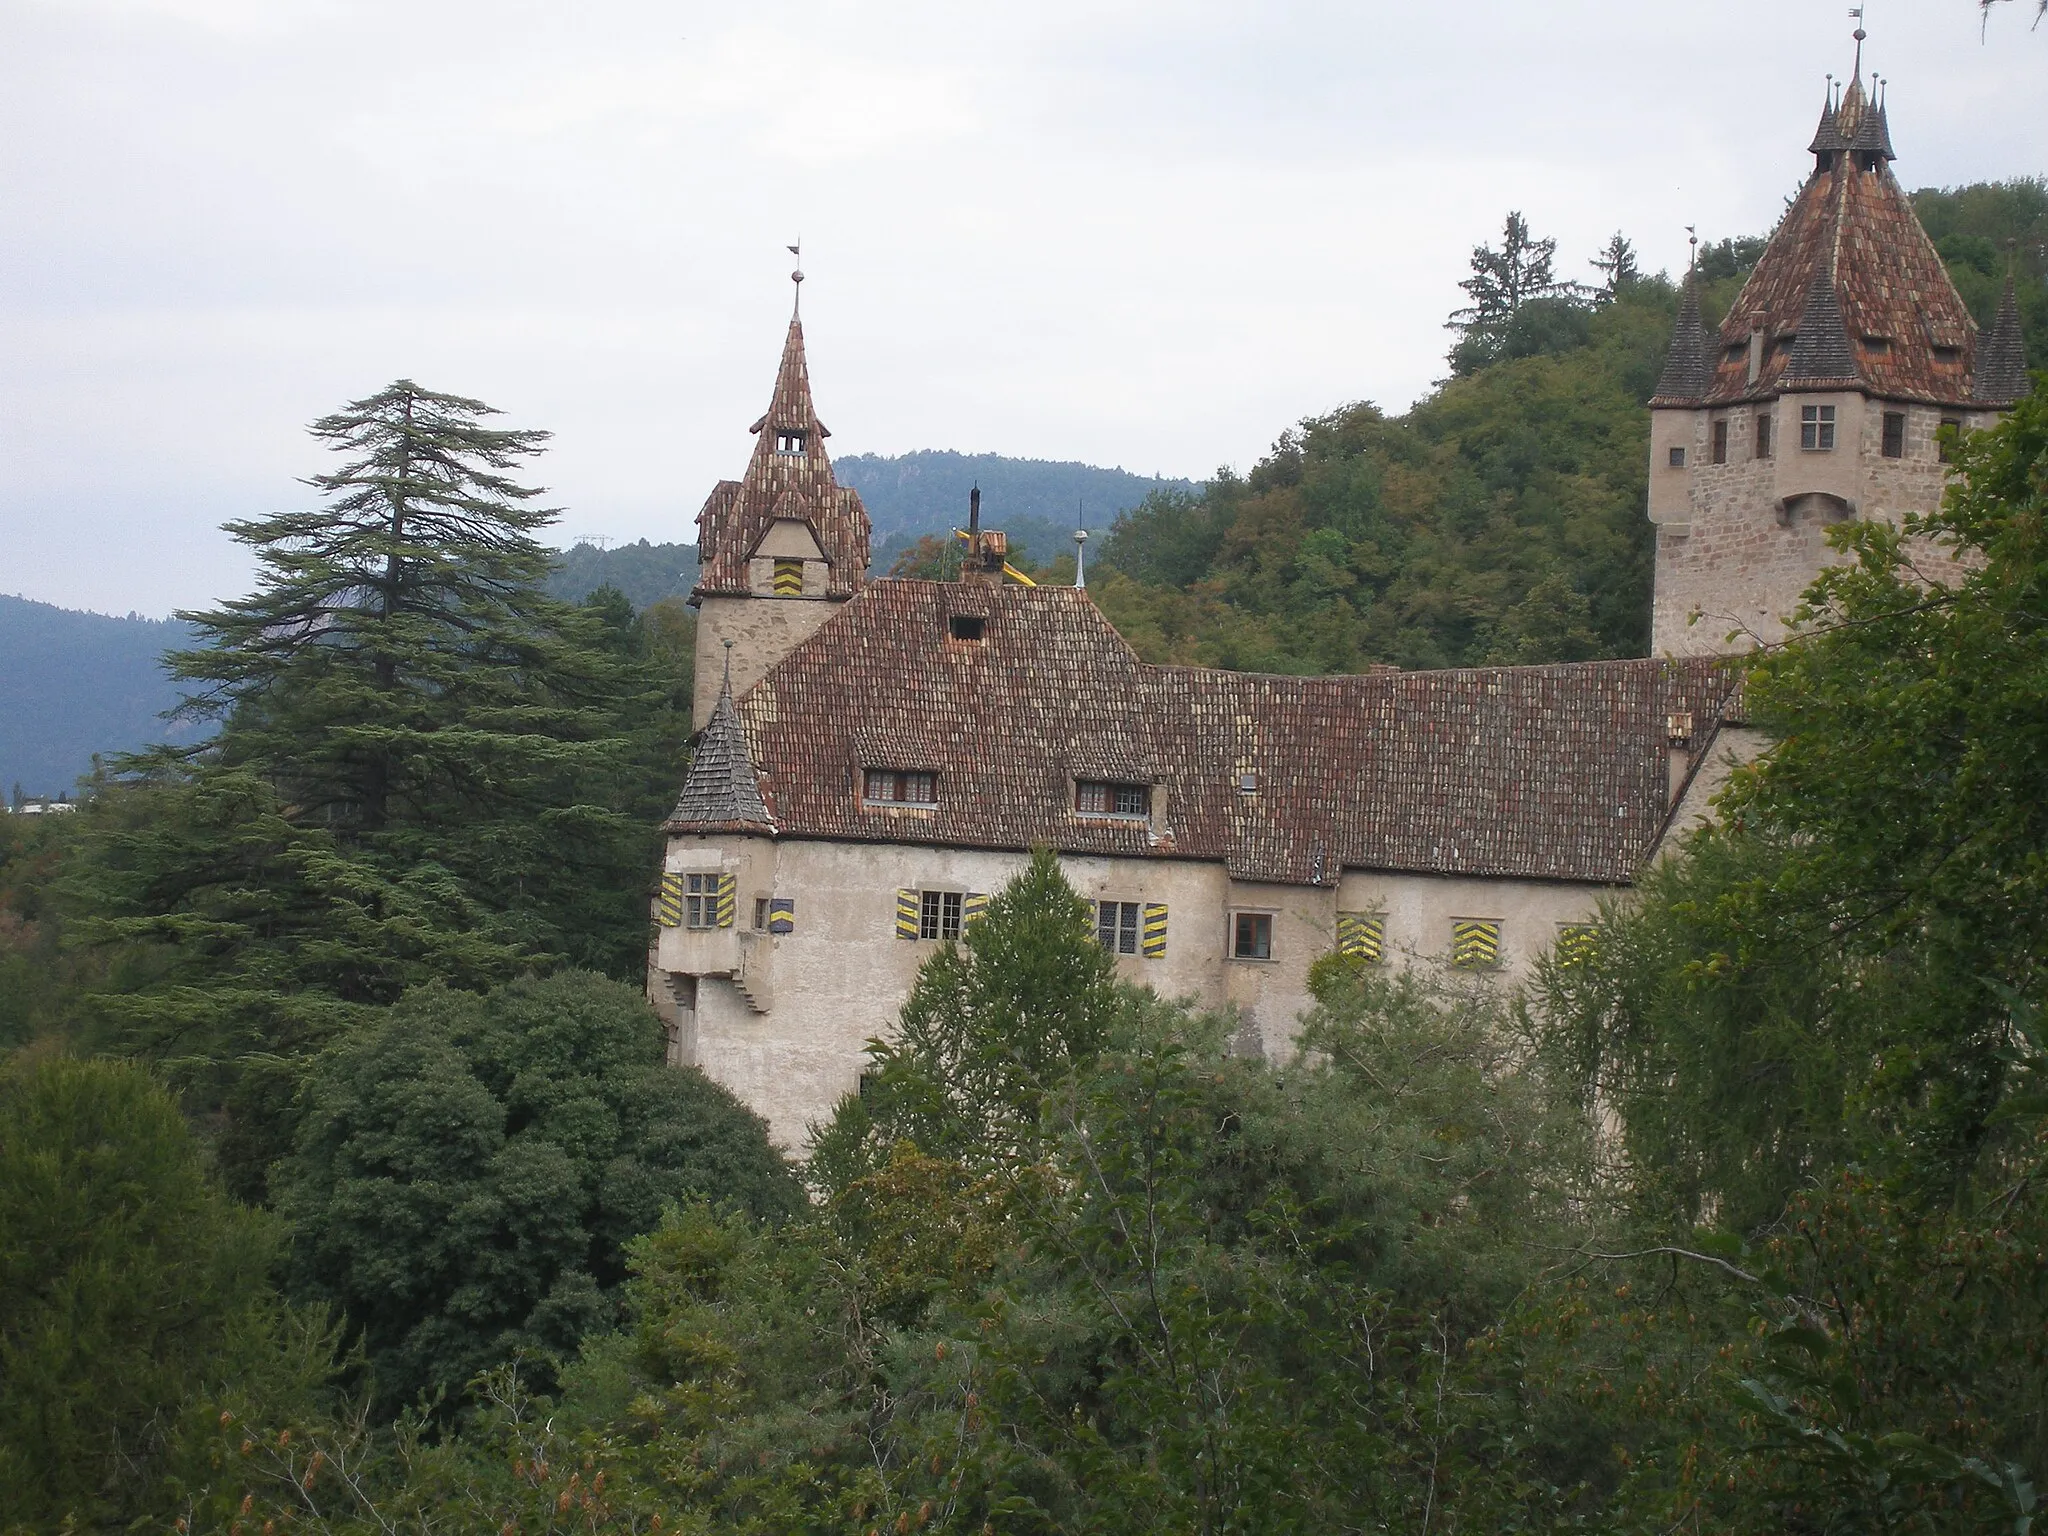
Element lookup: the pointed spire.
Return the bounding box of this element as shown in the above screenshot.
[1975,272,2030,405]
[1847,79,1894,163]
[1782,269,1860,385]
[1651,278,1714,403]
[748,314,828,447]
[1808,75,1847,162]
[667,661,774,831]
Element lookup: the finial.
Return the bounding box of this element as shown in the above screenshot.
[786,241,803,316]
[721,637,734,690]
[1072,500,1089,591]
[1849,7,1866,82]
[1685,225,1698,276]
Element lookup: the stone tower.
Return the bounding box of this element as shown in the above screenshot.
[1646,62,2028,655]
[691,288,871,721]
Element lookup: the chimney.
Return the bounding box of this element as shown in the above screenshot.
[1665,711,1695,809]
[1747,312,1767,385]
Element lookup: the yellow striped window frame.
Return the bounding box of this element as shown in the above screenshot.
[772,558,804,596]
[1449,919,1502,970]
[1335,912,1385,964]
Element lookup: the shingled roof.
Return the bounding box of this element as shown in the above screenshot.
[1671,74,1985,410]
[1650,279,1715,405]
[671,581,1743,888]
[693,315,872,599]
[1975,274,2030,406]
[667,669,775,834]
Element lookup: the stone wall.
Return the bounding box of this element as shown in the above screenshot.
[1649,394,1983,656]
[692,595,842,722]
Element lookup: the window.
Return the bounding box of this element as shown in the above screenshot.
[753,897,770,931]
[1076,780,1150,818]
[1755,412,1773,460]
[1231,912,1273,961]
[774,429,806,455]
[772,557,804,595]
[1554,924,1598,967]
[1667,445,1686,468]
[920,889,963,942]
[1939,417,1962,464]
[685,873,719,930]
[1449,919,1501,970]
[864,769,937,806]
[1711,419,1728,464]
[1800,404,1836,451]
[1881,411,1905,459]
[1096,900,1141,955]
[948,614,985,641]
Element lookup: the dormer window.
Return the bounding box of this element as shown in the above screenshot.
[863,769,936,806]
[1077,780,1150,818]
[948,614,986,641]
[775,429,807,456]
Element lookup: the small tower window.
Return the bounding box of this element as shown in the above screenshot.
[1800,404,1836,451]
[774,429,806,456]
[1938,417,1962,464]
[1881,412,1905,459]
[772,558,804,596]
[1755,412,1773,460]
[1667,446,1687,468]
[1711,420,1728,464]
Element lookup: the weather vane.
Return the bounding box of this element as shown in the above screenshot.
[787,241,803,314]
[1686,225,1698,274]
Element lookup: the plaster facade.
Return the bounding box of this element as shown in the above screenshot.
[653,832,1624,1148]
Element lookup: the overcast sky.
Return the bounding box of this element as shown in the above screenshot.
[2,0,2041,617]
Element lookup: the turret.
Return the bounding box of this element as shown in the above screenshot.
[690,263,872,721]
[1647,39,2013,656]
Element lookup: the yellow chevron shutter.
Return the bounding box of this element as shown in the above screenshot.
[1142,903,1168,957]
[656,871,684,928]
[1336,912,1384,963]
[715,873,737,928]
[963,891,989,925]
[1450,919,1501,969]
[768,898,795,935]
[895,890,919,939]
[772,558,804,595]
[1554,923,1597,967]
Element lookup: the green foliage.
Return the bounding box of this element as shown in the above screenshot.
[547,538,701,609]
[0,1055,333,1530]
[277,971,797,1415]
[1913,178,2048,365]
[53,383,690,1195]
[1099,278,1674,669]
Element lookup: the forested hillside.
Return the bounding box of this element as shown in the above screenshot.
[0,596,202,796]
[1093,180,2048,674]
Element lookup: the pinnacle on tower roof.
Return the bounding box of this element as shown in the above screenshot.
[666,666,774,831]
[1807,80,1848,160]
[748,315,830,443]
[1975,273,2030,406]
[1650,278,1714,404]
[1781,269,1860,386]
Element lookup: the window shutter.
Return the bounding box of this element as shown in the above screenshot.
[1450,919,1501,969]
[895,889,919,939]
[768,897,796,935]
[962,891,989,925]
[1554,923,1597,967]
[1142,903,1168,957]
[715,873,737,928]
[1335,912,1384,963]
[657,872,684,928]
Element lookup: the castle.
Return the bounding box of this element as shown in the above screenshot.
[648,57,2029,1148]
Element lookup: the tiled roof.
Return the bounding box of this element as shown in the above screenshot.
[694,317,872,599]
[674,581,1743,887]
[1680,78,1984,410]
[666,674,774,833]
[1975,275,2030,406]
